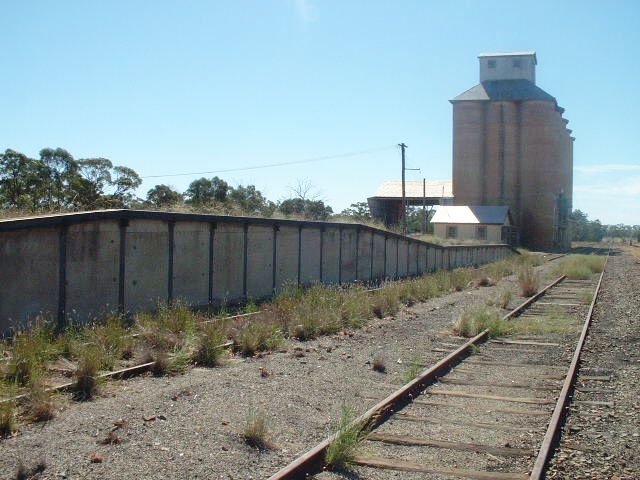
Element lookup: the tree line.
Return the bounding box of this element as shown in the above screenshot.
[0,148,363,221]
[570,209,639,242]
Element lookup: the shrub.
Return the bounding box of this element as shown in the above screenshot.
[518,265,539,297]
[193,324,227,367]
[243,408,270,450]
[325,405,368,471]
[453,307,511,338]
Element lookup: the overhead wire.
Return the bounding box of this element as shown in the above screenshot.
[140,144,397,179]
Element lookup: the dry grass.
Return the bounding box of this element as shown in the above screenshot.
[231,319,284,357]
[518,265,540,297]
[27,376,55,422]
[0,397,16,438]
[74,345,102,401]
[243,408,271,450]
[486,288,513,309]
[5,324,56,386]
[146,350,170,377]
[192,323,227,367]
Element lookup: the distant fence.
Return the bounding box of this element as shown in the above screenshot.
[0,210,517,332]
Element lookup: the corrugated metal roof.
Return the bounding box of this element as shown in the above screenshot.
[478,51,536,58]
[373,180,453,199]
[451,79,555,103]
[431,206,510,225]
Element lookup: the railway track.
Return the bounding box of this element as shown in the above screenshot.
[269,254,608,479]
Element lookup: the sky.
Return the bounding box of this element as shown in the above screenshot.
[2,0,639,225]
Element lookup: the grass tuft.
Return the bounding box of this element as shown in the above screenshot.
[27,376,55,422]
[0,398,16,438]
[193,324,227,367]
[486,288,513,309]
[232,321,284,357]
[6,324,55,386]
[518,265,539,297]
[453,307,512,338]
[74,345,102,401]
[243,408,271,450]
[402,354,423,384]
[325,405,369,471]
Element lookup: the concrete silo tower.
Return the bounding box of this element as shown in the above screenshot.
[450,52,573,250]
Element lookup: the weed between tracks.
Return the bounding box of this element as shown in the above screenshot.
[453,307,513,338]
[454,303,581,339]
[325,405,369,471]
[555,254,605,280]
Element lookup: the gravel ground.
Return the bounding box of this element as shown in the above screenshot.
[0,259,562,479]
[546,249,640,480]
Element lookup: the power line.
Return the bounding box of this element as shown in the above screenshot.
[140,145,397,179]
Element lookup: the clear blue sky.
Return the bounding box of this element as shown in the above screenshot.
[2,0,639,224]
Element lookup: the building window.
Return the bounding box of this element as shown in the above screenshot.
[488,59,496,69]
[446,226,458,239]
[476,226,487,240]
[513,59,521,68]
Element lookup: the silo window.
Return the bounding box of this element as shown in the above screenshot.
[513,59,521,68]
[488,60,496,69]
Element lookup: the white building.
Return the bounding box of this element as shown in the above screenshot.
[431,205,513,244]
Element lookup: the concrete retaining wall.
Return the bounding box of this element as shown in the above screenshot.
[0,210,517,332]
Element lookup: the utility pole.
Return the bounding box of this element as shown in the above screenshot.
[422,177,427,234]
[399,143,407,234]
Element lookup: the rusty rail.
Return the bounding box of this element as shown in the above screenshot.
[267,274,567,479]
[529,252,609,479]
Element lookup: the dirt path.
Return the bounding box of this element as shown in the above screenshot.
[546,249,640,479]
[0,260,561,480]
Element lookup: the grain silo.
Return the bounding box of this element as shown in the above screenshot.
[451,52,573,250]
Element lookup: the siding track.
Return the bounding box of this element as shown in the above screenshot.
[269,252,608,480]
